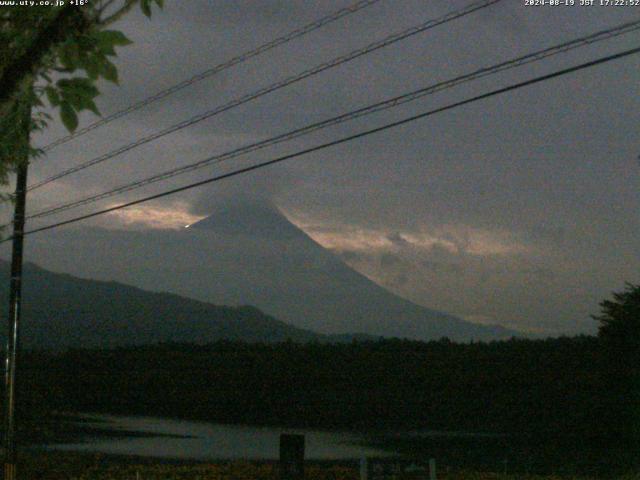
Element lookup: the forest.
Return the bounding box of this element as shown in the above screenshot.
[3,284,636,475]
[9,333,636,475]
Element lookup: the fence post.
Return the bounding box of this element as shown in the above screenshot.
[280,433,305,480]
[429,458,436,480]
[359,457,367,480]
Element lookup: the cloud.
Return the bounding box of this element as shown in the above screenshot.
[380,252,402,268]
[293,216,529,260]
[422,260,465,275]
[281,212,602,334]
[104,201,205,230]
[15,1,639,336]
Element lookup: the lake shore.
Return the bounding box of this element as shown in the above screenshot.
[22,412,634,478]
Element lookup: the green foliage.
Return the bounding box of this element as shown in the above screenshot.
[592,283,640,446]
[0,1,163,181]
[40,25,133,131]
[140,0,164,17]
[593,283,640,349]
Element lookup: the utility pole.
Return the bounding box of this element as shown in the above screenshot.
[3,103,31,480]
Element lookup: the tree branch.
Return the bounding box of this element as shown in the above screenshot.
[96,0,118,17]
[98,0,139,26]
[0,6,90,108]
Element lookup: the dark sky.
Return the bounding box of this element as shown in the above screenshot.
[2,0,639,335]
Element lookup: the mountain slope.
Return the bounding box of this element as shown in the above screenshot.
[186,201,518,341]
[0,261,329,349]
[14,200,519,341]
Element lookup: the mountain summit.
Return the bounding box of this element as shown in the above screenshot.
[189,200,304,240]
[16,198,518,341]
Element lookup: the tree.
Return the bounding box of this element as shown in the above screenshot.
[593,283,640,354]
[593,283,640,448]
[0,3,162,477]
[0,0,163,187]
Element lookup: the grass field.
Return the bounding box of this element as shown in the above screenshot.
[12,452,638,480]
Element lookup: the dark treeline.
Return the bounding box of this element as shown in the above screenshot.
[11,336,622,434]
[8,333,639,474]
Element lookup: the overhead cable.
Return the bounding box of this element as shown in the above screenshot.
[10,44,640,241]
[25,19,640,221]
[28,0,502,191]
[39,0,384,152]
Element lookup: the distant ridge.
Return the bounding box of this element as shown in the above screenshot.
[0,260,376,349]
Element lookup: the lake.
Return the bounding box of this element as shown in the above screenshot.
[49,414,391,460]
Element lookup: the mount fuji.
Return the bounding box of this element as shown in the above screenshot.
[15,199,518,342]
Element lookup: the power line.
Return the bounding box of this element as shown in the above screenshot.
[39,0,383,153]
[9,44,640,242]
[27,0,502,192]
[24,19,640,222]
